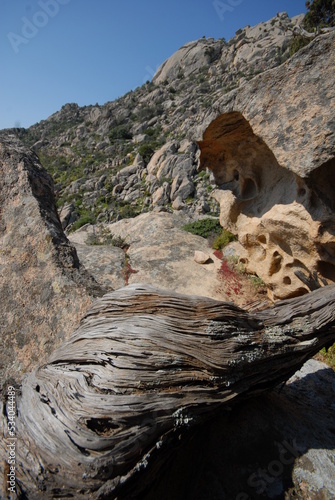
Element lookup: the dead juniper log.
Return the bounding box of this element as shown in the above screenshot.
[1,283,335,499]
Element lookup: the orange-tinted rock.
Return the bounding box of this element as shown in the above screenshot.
[198,33,335,299]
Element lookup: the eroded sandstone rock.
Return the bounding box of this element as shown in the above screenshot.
[198,32,335,300]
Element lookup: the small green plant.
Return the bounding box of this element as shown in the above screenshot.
[319,343,335,370]
[212,229,237,250]
[182,218,222,239]
[249,275,266,290]
[71,214,95,232]
[86,226,127,247]
[197,170,210,180]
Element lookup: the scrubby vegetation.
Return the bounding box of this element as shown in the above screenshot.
[70,213,95,232]
[303,0,335,31]
[287,0,335,56]
[288,34,312,56]
[319,344,335,369]
[183,218,237,250]
[86,226,127,247]
[212,229,237,250]
[182,218,222,239]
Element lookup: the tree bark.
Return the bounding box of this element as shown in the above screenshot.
[1,283,335,499]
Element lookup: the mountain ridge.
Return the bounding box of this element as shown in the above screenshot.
[2,11,308,230]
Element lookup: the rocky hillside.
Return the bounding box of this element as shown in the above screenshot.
[7,12,305,230]
[2,10,335,303]
[1,11,335,499]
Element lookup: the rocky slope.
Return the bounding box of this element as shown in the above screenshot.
[9,12,305,229]
[0,134,102,387]
[68,212,265,307]
[0,135,334,499]
[5,10,335,302]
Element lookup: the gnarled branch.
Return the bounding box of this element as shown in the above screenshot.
[1,284,335,499]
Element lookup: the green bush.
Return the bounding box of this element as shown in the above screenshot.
[117,203,141,219]
[212,229,237,250]
[288,34,311,56]
[109,125,132,141]
[138,143,155,164]
[303,0,335,31]
[182,218,222,238]
[319,343,335,370]
[70,214,95,232]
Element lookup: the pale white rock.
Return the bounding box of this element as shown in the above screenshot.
[133,152,145,169]
[115,164,138,182]
[153,38,223,84]
[194,251,211,264]
[152,182,171,206]
[178,139,198,154]
[172,196,185,211]
[175,177,195,201]
[147,142,178,176]
[133,134,147,143]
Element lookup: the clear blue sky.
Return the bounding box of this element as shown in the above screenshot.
[1,0,307,130]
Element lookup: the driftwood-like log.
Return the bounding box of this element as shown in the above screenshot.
[1,283,335,499]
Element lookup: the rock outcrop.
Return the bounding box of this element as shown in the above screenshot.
[69,213,224,299]
[68,213,267,307]
[0,134,102,387]
[198,31,335,300]
[153,13,304,84]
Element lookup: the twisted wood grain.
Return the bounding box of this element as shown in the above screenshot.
[2,283,335,498]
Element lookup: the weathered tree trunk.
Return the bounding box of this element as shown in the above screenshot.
[1,283,335,499]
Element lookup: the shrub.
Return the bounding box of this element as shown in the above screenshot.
[182,218,222,239]
[70,214,95,232]
[249,275,266,290]
[288,35,311,56]
[117,203,141,219]
[319,343,335,370]
[303,0,335,31]
[212,229,237,250]
[86,227,126,247]
[138,143,155,164]
[109,125,133,141]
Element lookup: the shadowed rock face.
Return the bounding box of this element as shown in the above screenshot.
[0,134,103,387]
[198,32,335,300]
